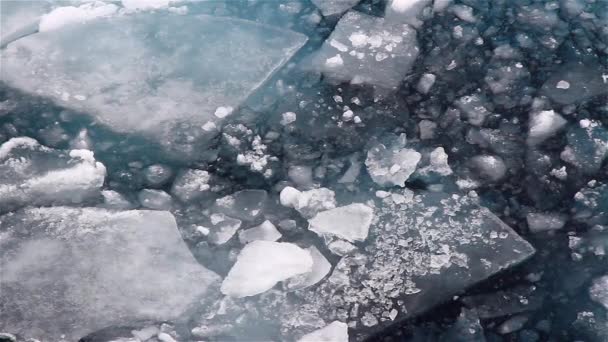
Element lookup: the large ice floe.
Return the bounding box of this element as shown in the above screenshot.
[0,207,219,341]
[0,9,307,160]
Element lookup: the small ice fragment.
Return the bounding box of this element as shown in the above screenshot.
[326,54,344,68]
[221,241,313,297]
[285,246,332,290]
[214,106,234,119]
[416,73,436,94]
[308,203,374,242]
[170,169,211,203]
[471,155,507,182]
[208,214,242,245]
[288,165,313,187]
[298,321,348,342]
[280,186,302,208]
[527,110,567,145]
[526,213,566,233]
[556,80,570,89]
[239,220,282,244]
[281,111,297,125]
[342,110,354,121]
[589,275,608,310]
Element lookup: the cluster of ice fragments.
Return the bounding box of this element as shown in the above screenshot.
[1,0,607,340]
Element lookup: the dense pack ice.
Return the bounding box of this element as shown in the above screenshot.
[313,10,419,88]
[0,12,307,159]
[366,135,422,187]
[0,207,219,341]
[0,137,105,213]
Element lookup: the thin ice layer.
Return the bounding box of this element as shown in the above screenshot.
[0,137,106,213]
[0,12,307,158]
[0,207,220,341]
[194,191,535,341]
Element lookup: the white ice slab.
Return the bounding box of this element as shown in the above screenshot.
[0,207,220,341]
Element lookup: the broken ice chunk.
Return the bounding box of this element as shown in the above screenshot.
[313,10,419,89]
[212,190,267,222]
[138,189,173,210]
[207,214,242,245]
[38,2,119,32]
[572,182,608,227]
[526,212,566,233]
[385,0,432,27]
[0,137,106,213]
[526,110,567,146]
[311,0,360,17]
[1,13,307,160]
[416,73,436,94]
[221,241,313,298]
[170,169,211,203]
[297,321,348,342]
[564,121,608,174]
[455,94,493,126]
[541,63,608,105]
[308,203,374,242]
[0,207,219,341]
[471,155,507,182]
[285,246,332,290]
[589,275,608,310]
[366,141,421,187]
[280,186,337,218]
[238,220,282,244]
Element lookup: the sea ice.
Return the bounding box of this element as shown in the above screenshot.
[239,220,282,244]
[0,207,219,341]
[1,12,307,160]
[308,203,374,242]
[212,189,267,222]
[297,321,348,342]
[366,139,422,187]
[527,110,567,146]
[221,241,313,298]
[285,246,332,290]
[313,10,419,89]
[0,137,106,213]
[311,0,360,17]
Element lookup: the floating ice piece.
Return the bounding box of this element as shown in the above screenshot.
[308,203,374,242]
[0,137,105,213]
[143,164,173,187]
[170,169,211,203]
[416,73,436,94]
[100,190,135,210]
[0,207,219,341]
[471,155,507,182]
[207,213,242,245]
[526,212,566,233]
[589,275,608,310]
[298,321,348,342]
[366,141,421,187]
[461,286,544,319]
[1,13,307,160]
[527,110,567,146]
[564,121,608,174]
[313,11,419,89]
[212,189,267,222]
[285,246,332,290]
[542,63,608,105]
[385,0,432,26]
[311,0,360,17]
[138,189,173,210]
[239,220,282,244]
[221,241,313,297]
[572,182,608,227]
[280,186,337,218]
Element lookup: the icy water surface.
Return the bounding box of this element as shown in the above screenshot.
[0,0,607,341]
